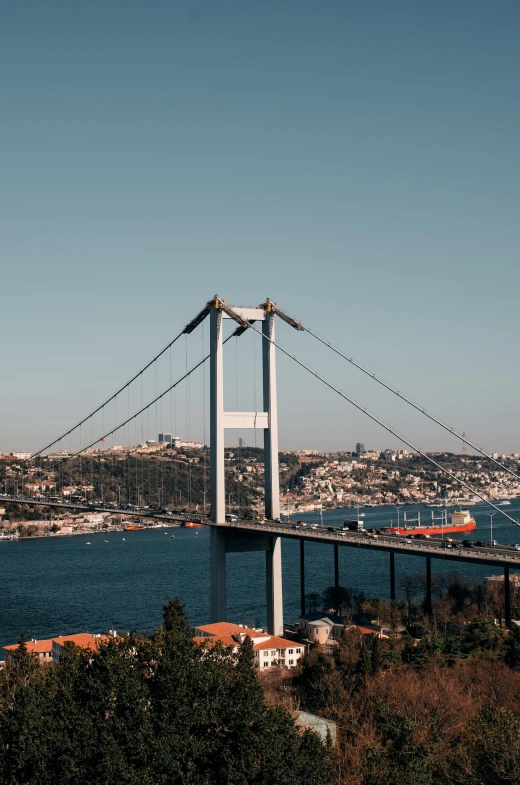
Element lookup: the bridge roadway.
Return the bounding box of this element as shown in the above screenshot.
[216,518,520,569]
[3,493,520,568]
[0,494,198,525]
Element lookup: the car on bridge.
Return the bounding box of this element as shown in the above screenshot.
[509,544,520,551]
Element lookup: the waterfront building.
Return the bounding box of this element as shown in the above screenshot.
[194,622,305,669]
[51,633,110,664]
[3,633,112,665]
[3,638,54,664]
[296,614,388,650]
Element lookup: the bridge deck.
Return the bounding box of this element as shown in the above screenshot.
[215,520,520,569]
[3,495,520,570]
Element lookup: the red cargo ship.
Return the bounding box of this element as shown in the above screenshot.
[380,510,476,537]
[182,521,205,528]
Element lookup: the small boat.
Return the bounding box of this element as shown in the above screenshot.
[86,542,91,545]
[499,501,511,506]
[104,540,109,543]
[122,538,125,541]
[358,513,366,518]
[182,521,205,528]
[124,523,146,531]
[170,535,175,538]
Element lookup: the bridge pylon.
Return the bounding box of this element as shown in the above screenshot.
[208,297,282,635]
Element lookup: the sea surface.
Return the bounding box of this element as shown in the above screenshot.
[2,501,520,653]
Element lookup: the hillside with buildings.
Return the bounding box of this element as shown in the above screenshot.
[1,442,520,536]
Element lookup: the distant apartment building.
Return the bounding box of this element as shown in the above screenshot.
[51,633,110,664]
[158,433,172,443]
[355,443,366,457]
[178,440,204,450]
[194,622,305,669]
[3,638,54,665]
[12,451,31,460]
[3,632,113,665]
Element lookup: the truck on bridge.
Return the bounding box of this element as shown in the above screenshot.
[343,519,365,532]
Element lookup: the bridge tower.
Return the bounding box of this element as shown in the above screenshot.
[209,298,283,635]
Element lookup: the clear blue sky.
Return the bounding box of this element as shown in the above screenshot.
[1,1,519,454]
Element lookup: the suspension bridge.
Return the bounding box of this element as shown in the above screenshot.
[4,296,520,631]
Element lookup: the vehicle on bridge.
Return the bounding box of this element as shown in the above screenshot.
[343,520,365,532]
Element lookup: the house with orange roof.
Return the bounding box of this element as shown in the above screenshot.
[51,633,111,663]
[3,631,116,665]
[3,638,54,665]
[194,622,305,670]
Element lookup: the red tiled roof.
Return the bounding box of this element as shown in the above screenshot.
[4,639,53,654]
[195,622,263,638]
[253,636,303,650]
[195,634,239,648]
[194,623,302,652]
[350,626,379,636]
[52,633,110,650]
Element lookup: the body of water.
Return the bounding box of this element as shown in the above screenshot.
[2,501,520,652]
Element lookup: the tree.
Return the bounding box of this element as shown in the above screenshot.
[461,708,520,785]
[0,602,332,785]
[321,585,354,616]
[503,625,520,669]
[399,574,418,617]
[305,592,320,613]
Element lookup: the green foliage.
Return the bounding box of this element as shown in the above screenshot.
[321,585,358,615]
[460,708,520,785]
[361,703,439,785]
[0,604,331,785]
[502,625,520,669]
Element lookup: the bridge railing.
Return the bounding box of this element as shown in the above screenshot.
[223,520,520,565]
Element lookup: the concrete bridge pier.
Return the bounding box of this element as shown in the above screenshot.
[505,566,511,627]
[425,557,432,614]
[210,527,284,637]
[334,543,339,608]
[210,527,227,622]
[390,551,396,602]
[300,540,306,617]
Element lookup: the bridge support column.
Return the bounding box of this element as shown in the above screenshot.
[334,543,339,608]
[210,306,225,524]
[266,535,283,636]
[300,539,305,617]
[505,567,511,627]
[390,551,396,602]
[263,310,280,520]
[425,557,432,615]
[210,527,227,622]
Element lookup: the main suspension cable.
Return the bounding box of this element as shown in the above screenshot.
[25,322,199,463]
[297,317,520,483]
[223,304,520,529]
[52,334,234,466]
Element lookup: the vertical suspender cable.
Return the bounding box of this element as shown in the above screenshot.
[233,312,520,529]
